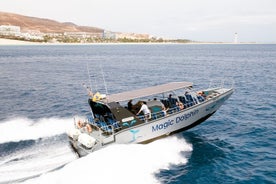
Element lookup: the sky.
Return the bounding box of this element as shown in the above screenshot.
[1,0,276,43]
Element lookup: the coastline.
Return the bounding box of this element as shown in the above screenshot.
[0,38,273,46]
[0,38,39,45]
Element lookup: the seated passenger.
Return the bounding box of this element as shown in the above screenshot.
[197,91,206,98]
[176,101,184,110]
[168,94,178,108]
[127,99,133,111]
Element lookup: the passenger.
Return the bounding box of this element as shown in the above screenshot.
[202,91,206,98]
[77,120,93,133]
[136,101,151,120]
[197,91,206,99]
[168,94,178,108]
[176,101,184,110]
[196,91,205,102]
[162,105,169,116]
[168,94,173,102]
[127,99,133,111]
[154,98,168,116]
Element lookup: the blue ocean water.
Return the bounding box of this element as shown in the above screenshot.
[0,44,275,183]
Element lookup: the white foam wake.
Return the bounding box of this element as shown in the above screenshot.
[0,117,79,183]
[0,117,74,144]
[0,142,77,183]
[23,136,193,184]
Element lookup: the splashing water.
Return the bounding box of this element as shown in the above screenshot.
[24,136,192,184]
[0,117,74,144]
[0,117,192,184]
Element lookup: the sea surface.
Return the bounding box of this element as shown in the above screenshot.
[0,44,275,184]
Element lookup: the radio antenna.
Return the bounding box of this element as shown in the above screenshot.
[100,64,109,97]
[85,62,95,119]
[86,62,93,93]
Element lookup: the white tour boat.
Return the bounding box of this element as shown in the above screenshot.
[67,80,234,157]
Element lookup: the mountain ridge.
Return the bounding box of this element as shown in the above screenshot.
[0,11,103,33]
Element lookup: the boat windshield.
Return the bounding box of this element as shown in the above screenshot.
[88,99,114,119]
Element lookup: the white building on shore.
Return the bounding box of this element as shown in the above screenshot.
[0,25,21,36]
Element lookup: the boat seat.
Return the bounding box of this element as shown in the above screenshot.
[151,112,158,120]
[87,116,94,123]
[185,94,193,101]
[179,96,190,108]
[178,96,187,104]
[185,94,196,106]
[197,96,205,102]
[97,121,112,133]
[107,118,121,130]
[137,115,145,121]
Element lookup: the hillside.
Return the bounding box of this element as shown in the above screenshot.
[0,12,103,33]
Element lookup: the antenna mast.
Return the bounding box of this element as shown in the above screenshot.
[85,61,95,119]
[100,64,109,97]
[86,62,93,93]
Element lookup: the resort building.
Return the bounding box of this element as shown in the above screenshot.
[0,25,21,36]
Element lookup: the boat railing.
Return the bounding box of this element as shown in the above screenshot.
[209,78,234,89]
[138,100,201,122]
[86,116,121,135]
[137,105,178,121]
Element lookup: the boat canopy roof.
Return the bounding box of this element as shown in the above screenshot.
[106,81,193,103]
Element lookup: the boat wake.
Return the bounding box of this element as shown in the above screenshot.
[0,117,77,183]
[0,117,193,184]
[0,117,74,144]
